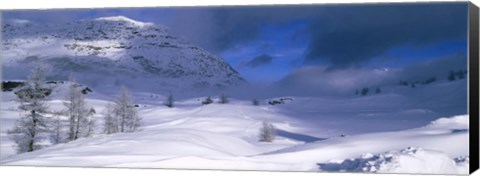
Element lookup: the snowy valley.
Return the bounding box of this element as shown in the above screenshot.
[0,16,470,174]
[0,78,469,174]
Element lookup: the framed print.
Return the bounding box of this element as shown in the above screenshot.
[1,1,479,175]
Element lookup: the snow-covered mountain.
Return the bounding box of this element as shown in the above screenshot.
[2,16,246,94]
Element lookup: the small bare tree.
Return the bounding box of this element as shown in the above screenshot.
[48,111,66,144]
[103,103,118,134]
[258,120,276,142]
[165,94,174,108]
[219,94,229,104]
[84,108,96,137]
[252,99,260,106]
[64,75,95,141]
[114,86,141,133]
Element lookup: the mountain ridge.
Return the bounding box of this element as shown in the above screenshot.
[2,16,246,94]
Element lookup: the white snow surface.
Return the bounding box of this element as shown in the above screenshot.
[0,82,469,174]
[317,147,466,174]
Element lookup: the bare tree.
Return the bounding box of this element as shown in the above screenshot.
[103,103,118,134]
[165,94,174,108]
[252,99,260,106]
[219,94,229,104]
[114,86,141,133]
[64,75,95,141]
[361,87,369,96]
[7,59,51,153]
[84,108,96,137]
[448,70,456,81]
[48,111,66,144]
[258,120,276,142]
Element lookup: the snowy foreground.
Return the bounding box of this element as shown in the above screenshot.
[0,83,469,174]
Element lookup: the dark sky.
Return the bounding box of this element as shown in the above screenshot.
[2,2,469,83]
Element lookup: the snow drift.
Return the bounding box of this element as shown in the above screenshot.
[317,147,467,174]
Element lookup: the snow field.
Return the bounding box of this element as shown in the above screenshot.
[0,80,469,174]
[0,82,469,174]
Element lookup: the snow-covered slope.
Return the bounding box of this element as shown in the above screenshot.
[2,16,245,94]
[0,82,469,174]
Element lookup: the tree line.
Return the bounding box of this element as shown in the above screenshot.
[7,61,141,153]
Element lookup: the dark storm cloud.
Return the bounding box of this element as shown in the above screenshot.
[244,54,274,68]
[304,3,468,67]
[164,6,318,53]
[165,3,467,66]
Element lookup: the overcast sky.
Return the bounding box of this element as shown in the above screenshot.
[2,2,469,84]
